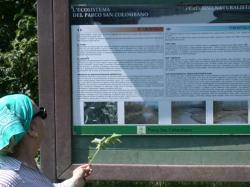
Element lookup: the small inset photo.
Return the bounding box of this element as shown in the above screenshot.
[172,101,206,124]
[125,101,158,124]
[213,101,248,124]
[84,102,118,124]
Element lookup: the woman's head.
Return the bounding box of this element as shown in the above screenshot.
[0,94,46,155]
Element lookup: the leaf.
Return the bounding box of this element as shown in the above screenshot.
[88,133,122,164]
[91,137,105,145]
[104,133,122,145]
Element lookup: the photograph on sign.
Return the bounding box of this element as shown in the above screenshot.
[125,101,159,124]
[84,102,118,124]
[213,101,248,124]
[70,4,250,135]
[171,101,206,124]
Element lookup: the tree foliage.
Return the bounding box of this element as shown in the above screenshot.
[0,0,38,102]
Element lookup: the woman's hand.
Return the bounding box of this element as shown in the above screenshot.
[72,164,92,186]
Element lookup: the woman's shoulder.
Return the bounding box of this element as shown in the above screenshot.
[0,169,23,186]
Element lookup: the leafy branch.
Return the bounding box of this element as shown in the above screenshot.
[88,133,122,164]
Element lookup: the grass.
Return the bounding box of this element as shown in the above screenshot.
[85,182,250,187]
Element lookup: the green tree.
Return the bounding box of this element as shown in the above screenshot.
[0,0,38,102]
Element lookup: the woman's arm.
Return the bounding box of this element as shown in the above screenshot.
[53,164,92,187]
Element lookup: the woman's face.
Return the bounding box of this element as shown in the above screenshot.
[32,115,45,142]
[31,104,46,145]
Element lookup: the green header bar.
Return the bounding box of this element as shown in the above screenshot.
[74,125,137,135]
[146,125,250,135]
[71,0,250,5]
[73,125,250,135]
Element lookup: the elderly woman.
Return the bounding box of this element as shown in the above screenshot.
[0,94,92,186]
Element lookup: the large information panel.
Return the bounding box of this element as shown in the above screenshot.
[71,3,250,135]
[37,0,250,181]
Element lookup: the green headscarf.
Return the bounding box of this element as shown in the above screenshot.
[0,94,34,150]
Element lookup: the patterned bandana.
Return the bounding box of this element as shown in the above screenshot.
[0,94,34,150]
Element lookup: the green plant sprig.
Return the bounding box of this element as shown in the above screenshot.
[88,133,122,164]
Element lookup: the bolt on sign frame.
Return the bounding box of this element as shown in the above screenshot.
[38,0,250,182]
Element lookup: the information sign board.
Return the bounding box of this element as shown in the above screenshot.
[71,3,250,135]
[38,0,250,181]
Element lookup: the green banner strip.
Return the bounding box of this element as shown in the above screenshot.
[73,125,250,135]
[146,125,250,135]
[74,125,137,135]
